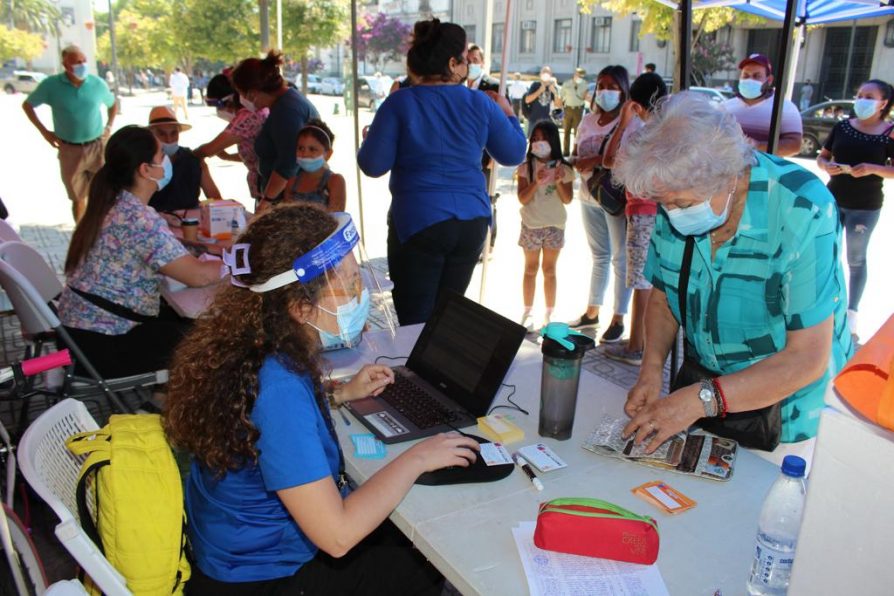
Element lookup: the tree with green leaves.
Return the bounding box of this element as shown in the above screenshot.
[276,0,349,94]
[0,0,61,37]
[579,0,765,88]
[0,25,45,63]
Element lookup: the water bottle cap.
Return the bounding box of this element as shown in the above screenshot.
[781,455,806,478]
[540,322,594,358]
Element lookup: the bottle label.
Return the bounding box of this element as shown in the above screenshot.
[751,540,794,587]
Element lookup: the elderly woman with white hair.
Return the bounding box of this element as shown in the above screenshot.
[614,92,853,456]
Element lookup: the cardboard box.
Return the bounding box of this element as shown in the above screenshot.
[200,200,246,240]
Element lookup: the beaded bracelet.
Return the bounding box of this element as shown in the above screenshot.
[711,377,728,418]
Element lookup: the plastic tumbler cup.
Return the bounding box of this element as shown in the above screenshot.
[181,218,199,242]
[539,323,595,440]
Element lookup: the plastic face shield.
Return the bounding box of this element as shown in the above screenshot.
[226,213,395,351]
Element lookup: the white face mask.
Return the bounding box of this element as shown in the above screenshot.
[541,73,551,83]
[216,108,234,122]
[531,141,552,158]
[240,96,258,112]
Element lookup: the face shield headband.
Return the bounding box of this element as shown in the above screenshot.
[222,212,359,293]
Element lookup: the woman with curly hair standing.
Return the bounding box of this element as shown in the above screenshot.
[164,204,478,594]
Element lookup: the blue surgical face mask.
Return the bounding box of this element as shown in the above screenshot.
[72,63,88,80]
[297,156,326,172]
[162,142,179,157]
[854,98,879,120]
[313,289,370,350]
[738,78,764,100]
[595,89,621,112]
[664,182,736,236]
[468,64,483,80]
[148,154,173,192]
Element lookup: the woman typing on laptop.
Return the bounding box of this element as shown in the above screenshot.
[163,204,479,594]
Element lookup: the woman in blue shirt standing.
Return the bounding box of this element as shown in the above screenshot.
[358,19,527,325]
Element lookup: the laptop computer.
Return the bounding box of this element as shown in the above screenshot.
[345,292,527,444]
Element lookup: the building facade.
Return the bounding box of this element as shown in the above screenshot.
[24,0,98,74]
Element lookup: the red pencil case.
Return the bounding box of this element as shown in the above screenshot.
[533,497,660,564]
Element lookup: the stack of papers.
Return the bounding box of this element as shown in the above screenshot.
[512,522,669,595]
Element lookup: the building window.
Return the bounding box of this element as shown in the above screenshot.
[589,17,612,54]
[553,19,573,53]
[492,23,504,54]
[464,25,477,44]
[886,20,894,48]
[630,20,641,52]
[520,21,537,54]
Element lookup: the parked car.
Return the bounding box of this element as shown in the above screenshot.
[689,86,728,103]
[354,76,386,110]
[320,77,345,96]
[799,100,855,157]
[3,70,46,94]
[294,74,322,94]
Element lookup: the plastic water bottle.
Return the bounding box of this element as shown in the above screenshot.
[746,455,807,595]
[230,219,239,240]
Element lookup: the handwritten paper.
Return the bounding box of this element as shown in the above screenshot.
[511,522,669,596]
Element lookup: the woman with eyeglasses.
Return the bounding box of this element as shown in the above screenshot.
[194,73,269,206]
[358,19,526,326]
[57,126,222,377]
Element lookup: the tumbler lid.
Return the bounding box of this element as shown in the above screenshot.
[541,323,594,358]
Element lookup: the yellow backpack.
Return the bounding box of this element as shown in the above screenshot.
[66,414,190,595]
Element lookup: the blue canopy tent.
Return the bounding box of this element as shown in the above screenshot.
[656,0,894,151]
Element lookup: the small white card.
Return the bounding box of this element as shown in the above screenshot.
[518,443,568,472]
[479,442,513,466]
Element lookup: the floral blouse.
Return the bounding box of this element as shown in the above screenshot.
[226,107,269,199]
[58,190,187,335]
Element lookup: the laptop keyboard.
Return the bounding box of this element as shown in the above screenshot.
[381,374,461,430]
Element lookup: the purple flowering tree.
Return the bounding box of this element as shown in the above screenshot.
[353,12,411,71]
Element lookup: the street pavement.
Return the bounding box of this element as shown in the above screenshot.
[0,87,891,353]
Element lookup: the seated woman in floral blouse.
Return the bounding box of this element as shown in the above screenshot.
[57,125,222,377]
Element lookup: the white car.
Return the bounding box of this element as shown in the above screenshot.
[320,77,345,96]
[3,70,46,94]
[689,86,733,103]
[294,74,322,94]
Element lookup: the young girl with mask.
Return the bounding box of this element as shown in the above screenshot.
[57,126,223,377]
[516,120,573,331]
[569,65,632,344]
[164,204,479,594]
[817,78,894,340]
[274,119,346,213]
[194,73,269,205]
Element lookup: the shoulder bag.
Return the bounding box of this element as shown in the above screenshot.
[584,124,626,216]
[670,236,782,451]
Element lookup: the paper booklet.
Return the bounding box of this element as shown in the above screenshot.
[582,416,738,482]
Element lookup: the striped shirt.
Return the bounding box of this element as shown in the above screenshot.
[644,151,854,442]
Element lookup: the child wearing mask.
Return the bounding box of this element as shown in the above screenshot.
[517,120,574,331]
[194,73,269,206]
[271,119,346,214]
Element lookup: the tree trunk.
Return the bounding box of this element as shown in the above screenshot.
[300,55,309,95]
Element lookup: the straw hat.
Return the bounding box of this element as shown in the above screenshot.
[147,106,192,131]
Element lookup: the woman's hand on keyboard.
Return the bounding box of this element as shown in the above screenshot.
[340,365,395,402]
[407,432,480,473]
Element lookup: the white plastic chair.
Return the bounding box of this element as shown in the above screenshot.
[17,399,132,596]
[0,220,23,243]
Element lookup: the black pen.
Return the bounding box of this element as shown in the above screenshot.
[512,454,544,491]
[338,406,351,426]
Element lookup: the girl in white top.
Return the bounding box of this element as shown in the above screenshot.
[516,120,574,331]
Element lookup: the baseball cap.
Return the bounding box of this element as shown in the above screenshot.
[738,53,772,73]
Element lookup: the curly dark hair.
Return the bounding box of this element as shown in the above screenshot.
[163,204,338,475]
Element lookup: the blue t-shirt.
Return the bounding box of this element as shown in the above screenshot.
[357,84,527,242]
[185,356,342,582]
[254,88,319,190]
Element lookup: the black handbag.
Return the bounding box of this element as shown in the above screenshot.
[672,236,782,451]
[584,124,626,216]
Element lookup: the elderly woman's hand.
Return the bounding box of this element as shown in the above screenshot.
[622,384,704,454]
[624,370,663,418]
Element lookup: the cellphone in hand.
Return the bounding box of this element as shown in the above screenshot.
[834,162,852,174]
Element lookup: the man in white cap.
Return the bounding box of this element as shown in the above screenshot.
[722,53,803,157]
[146,106,221,212]
[22,45,116,221]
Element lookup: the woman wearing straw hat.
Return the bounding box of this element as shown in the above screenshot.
[146,105,221,212]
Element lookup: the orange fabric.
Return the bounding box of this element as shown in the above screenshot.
[834,315,894,430]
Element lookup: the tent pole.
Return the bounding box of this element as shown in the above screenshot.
[767,0,798,155]
[350,0,366,246]
[478,0,513,303]
[678,0,692,90]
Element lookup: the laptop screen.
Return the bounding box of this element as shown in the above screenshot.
[407,292,526,416]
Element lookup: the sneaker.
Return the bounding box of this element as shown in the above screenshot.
[520,313,534,332]
[569,312,599,329]
[600,321,625,343]
[603,343,643,366]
